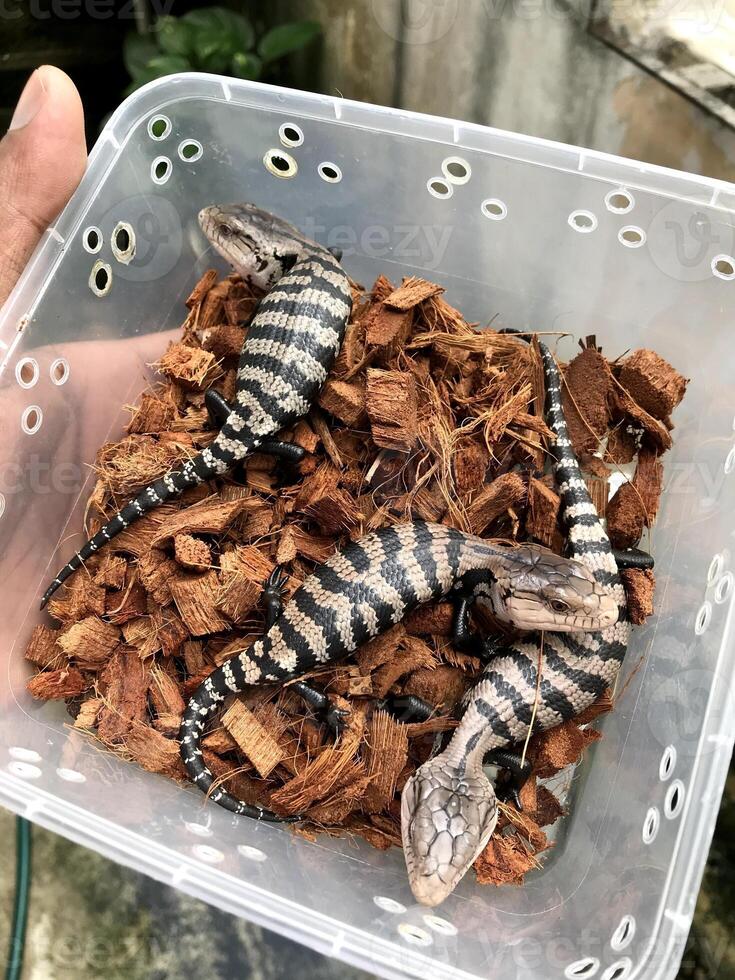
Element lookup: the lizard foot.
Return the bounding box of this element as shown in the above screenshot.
[378,693,436,724]
[483,748,533,812]
[324,703,351,738]
[263,566,288,628]
[290,680,351,739]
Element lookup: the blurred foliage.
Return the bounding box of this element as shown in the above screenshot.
[124,6,320,93]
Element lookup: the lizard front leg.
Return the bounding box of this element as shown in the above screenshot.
[205,389,306,473]
[483,748,533,812]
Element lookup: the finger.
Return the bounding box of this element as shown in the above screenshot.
[0,65,87,305]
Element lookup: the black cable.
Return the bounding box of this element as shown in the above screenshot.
[4,817,31,980]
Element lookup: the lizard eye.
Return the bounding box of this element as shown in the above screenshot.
[218,222,234,239]
[550,599,569,613]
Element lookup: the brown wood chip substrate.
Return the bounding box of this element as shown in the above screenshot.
[27,270,684,887]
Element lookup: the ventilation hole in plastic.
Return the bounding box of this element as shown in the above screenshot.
[373,896,406,914]
[708,553,725,585]
[185,821,213,838]
[564,957,600,978]
[605,189,634,214]
[397,923,433,947]
[89,261,112,297]
[618,226,646,248]
[427,177,453,199]
[712,254,735,280]
[318,161,342,183]
[715,572,734,603]
[192,844,224,864]
[15,357,39,389]
[695,601,712,635]
[9,747,41,763]
[642,806,660,844]
[601,959,633,980]
[50,358,70,386]
[264,149,297,179]
[8,761,42,780]
[0,493,5,519]
[664,779,685,819]
[56,768,86,783]
[442,156,471,184]
[725,446,735,474]
[21,405,42,435]
[423,914,458,936]
[178,139,203,163]
[659,745,677,782]
[611,914,636,951]
[82,226,102,253]
[481,198,507,220]
[237,844,267,862]
[568,210,597,233]
[279,123,304,147]
[148,115,171,140]
[151,156,172,185]
[111,222,136,264]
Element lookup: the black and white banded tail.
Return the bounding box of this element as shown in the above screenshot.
[539,341,622,591]
[40,452,234,608]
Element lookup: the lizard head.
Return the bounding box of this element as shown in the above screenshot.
[199,202,328,289]
[479,541,620,633]
[401,754,498,907]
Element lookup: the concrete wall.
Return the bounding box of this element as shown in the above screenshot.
[277,0,735,181]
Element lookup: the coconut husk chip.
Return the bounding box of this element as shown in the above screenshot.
[26,267,683,887]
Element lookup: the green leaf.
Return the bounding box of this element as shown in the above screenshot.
[231,51,262,81]
[182,6,255,52]
[155,15,195,59]
[123,32,158,79]
[257,20,321,63]
[145,54,192,78]
[123,62,168,94]
[194,38,233,73]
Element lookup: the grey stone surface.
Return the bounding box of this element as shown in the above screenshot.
[0,807,371,980]
[278,0,735,183]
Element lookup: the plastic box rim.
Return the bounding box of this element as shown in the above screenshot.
[1,73,734,980]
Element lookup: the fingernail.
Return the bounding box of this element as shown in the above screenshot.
[9,69,48,132]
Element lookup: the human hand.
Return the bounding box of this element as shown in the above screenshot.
[0,65,87,306]
[0,67,175,621]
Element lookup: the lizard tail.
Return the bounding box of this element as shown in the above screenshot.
[538,342,616,568]
[41,439,239,609]
[179,656,300,822]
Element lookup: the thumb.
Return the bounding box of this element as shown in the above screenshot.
[0,65,87,306]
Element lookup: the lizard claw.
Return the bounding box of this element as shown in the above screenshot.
[496,782,524,812]
[266,565,288,593]
[263,566,289,628]
[325,703,351,738]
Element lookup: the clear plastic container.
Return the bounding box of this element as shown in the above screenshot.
[1,74,734,980]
